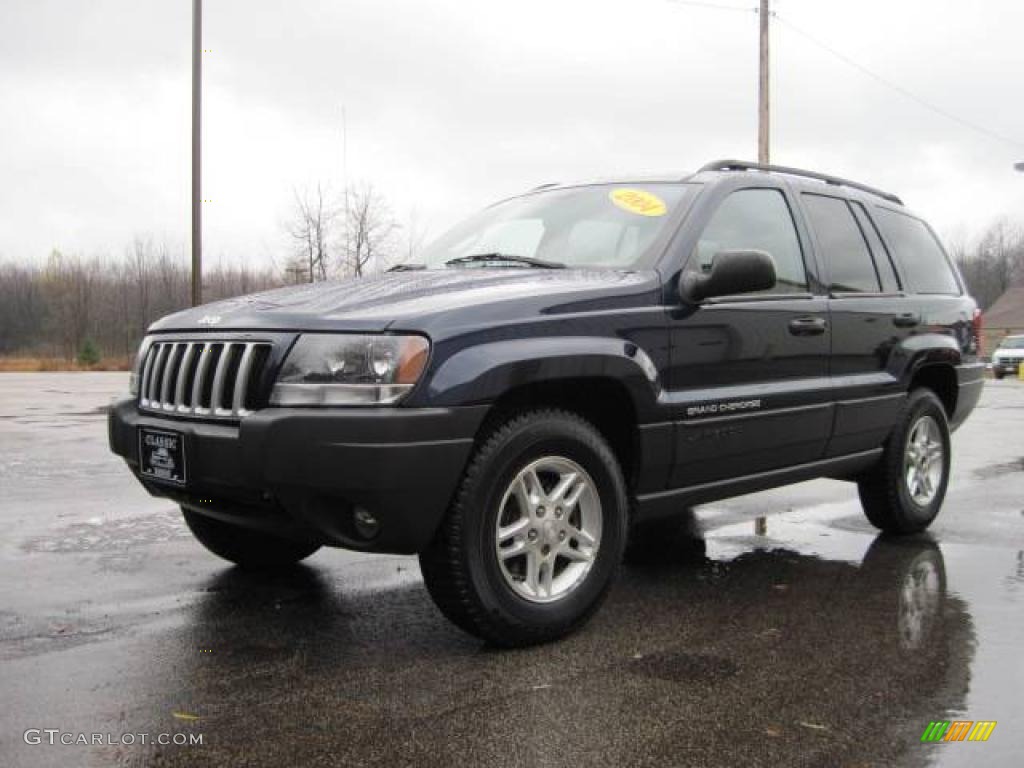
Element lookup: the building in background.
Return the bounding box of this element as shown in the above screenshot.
[983,284,1024,355]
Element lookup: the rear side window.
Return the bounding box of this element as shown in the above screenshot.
[694,188,807,294]
[849,201,900,292]
[801,194,880,293]
[873,209,960,295]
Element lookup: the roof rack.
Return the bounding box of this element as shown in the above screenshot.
[698,159,903,205]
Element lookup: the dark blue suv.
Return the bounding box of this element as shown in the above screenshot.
[109,160,984,646]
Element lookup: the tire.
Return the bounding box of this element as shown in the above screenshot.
[857,388,951,534]
[418,409,629,647]
[993,370,1004,380]
[182,507,321,569]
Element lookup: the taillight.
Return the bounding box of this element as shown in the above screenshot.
[972,307,983,354]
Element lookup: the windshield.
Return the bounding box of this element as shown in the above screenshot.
[414,183,696,270]
[998,337,1024,349]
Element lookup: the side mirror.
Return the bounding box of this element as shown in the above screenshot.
[680,249,777,303]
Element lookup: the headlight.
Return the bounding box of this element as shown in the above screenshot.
[270,334,430,406]
[128,337,154,396]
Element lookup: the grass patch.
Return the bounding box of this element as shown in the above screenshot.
[0,356,132,372]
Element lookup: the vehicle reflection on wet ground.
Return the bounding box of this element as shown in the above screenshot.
[1,374,1022,767]
[167,527,974,767]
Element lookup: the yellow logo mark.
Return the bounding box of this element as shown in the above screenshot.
[922,720,997,743]
[967,721,997,742]
[610,188,667,217]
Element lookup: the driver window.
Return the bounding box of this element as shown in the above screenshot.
[695,188,807,294]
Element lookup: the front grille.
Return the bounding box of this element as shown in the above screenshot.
[138,341,272,419]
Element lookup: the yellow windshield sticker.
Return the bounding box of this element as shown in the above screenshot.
[610,188,667,217]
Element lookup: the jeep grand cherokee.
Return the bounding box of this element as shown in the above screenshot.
[109,160,984,646]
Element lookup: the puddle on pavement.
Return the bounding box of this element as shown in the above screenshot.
[972,457,1024,479]
[3,508,1020,767]
[110,513,991,766]
[21,510,190,553]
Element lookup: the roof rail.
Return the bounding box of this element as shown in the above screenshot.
[531,182,560,191]
[698,159,903,205]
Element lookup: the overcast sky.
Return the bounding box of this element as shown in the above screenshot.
[2,0,1023,267]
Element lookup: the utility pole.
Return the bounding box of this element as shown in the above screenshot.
[758,0,770,165]
[342,106,350,275]
[756,0,770,541]
[191,0,202,307]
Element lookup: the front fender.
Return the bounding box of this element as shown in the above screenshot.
[420,336,662,419]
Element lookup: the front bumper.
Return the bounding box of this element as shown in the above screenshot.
[108,398,488,554]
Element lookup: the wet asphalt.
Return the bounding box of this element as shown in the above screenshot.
[1,373,1022,768]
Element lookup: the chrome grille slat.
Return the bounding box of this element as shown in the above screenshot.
[210,342,234,416]
[139,346,157,407]
[174,343,196,411]
[233,343,257,415]
[148,345,170,403]
[160,343,180,410]
[191,343,214,415]
[136,339,271,421]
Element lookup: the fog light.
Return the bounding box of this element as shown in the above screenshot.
[353,507,380,540]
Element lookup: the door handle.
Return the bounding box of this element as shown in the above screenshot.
[893,312,920,328]
[788,316,827,336]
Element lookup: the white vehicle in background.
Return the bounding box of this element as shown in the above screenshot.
[991,335,1024,379]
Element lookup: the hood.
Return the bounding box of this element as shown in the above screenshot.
[150,268,662,333]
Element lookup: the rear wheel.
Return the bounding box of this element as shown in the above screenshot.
[858,389,951,534]
[182,507,321,569]
[993,369,1004,380]
[419,410,628,647]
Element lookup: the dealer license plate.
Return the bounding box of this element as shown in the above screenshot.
[138,428,187,486]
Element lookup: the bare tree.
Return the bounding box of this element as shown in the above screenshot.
[0,261,47,354]
[40,250,98,359]
[127,237,152,342]
[0,239,281,363]
[956,218,1024,310]
[402,207,431,264]
[340,182,399,276]
[286,183,333,282]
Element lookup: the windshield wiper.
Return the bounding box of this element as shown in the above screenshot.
[386,263,427,272]
[445,252,565,269]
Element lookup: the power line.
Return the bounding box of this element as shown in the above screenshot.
[663,0,1024,152]
[773,13,1024,151]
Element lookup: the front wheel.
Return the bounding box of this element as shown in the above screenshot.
[182,508,321,569]
[857,389,951,534]
[993,369,1004,380]
[419,410,628,647]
